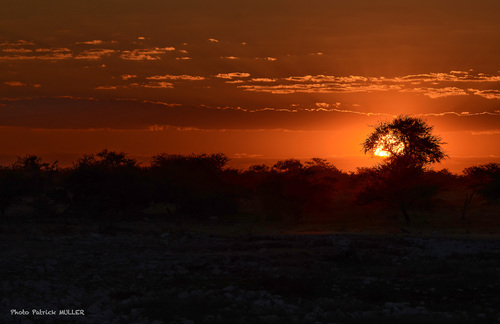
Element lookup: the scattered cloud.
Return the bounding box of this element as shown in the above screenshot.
[422,87,469,98]
[254,57,278,61]
[76,40,104,45]
[36,53,74,60]
[121,74,137,80]
[74,49,117,60]
[285,75,368,83]
[2,48,33,53]
[146,74,205,81]
[414,111,500,117]
[468,89,500,99]
[221,56,239,60]
[135,82,174,89]
[250,78,277,83]
[0,53,72,61]
[148,124,206,132]
[400,87,469,98]
[120,47,175,61]
[397,71,500,83]
[219,71,500,98]
[4,81,25,86]
[95,86,117,90]
[120,52,159,61]
[35,48,71,53]
[208,38,219,43]
[316,102,341,108]
[214,72,251,79]
[238,83,400,94]
[0,40,34,46]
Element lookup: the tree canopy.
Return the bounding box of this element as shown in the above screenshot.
[363,116,447,169]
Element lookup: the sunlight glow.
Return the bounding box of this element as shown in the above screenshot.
[374,134,405,157]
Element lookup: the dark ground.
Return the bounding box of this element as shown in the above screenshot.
[1,217,500,324]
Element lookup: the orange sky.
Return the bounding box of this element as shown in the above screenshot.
[1,1,499,172]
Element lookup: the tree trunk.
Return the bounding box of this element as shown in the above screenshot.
[401,206,411,224]
[461,188,475,221]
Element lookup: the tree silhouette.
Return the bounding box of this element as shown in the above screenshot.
[0,166,24,216]
[273,158,303,174]
[148,153,237,218]
[356,163,439,223]
[463,163,500,204]
[12,155,58,194]
[254,158,341,221]
[363,115,447,170]
[10,155,60,216]
[358,116,447,223]
[150,153,229,173]
[66,149,146,218]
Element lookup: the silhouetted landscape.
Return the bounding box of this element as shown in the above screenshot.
[3,1,500,321]
[0,150,499,229]
[2,117,498,233]
[1,145,499,323]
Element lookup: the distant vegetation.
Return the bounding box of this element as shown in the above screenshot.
[0,115,498,232]
[0,150,498,231]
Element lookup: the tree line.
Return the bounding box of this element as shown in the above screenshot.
[0,116,498,224]
[0,150,497,224]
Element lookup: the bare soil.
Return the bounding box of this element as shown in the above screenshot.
[1,218,500,323]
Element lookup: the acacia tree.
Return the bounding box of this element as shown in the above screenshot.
[363,115,447,170]
[358,116,447,223]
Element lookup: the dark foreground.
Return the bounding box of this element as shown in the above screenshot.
[1,221,500,324]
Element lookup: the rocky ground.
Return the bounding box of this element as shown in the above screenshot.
[1,221,500,323]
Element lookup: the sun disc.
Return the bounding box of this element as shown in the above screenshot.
[374,146,391,157]
[374,134,404,157]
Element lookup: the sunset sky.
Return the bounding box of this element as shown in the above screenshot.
[1,0,499,172]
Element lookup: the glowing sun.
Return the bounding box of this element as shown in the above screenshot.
[374,134,405,157]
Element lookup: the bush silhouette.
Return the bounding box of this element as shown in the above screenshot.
[9,155,60,217]
[0,166,25,216]
[148,153,238,219]
[253,158,340,221]
[463,163,500,204]
[65,150,147,218]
